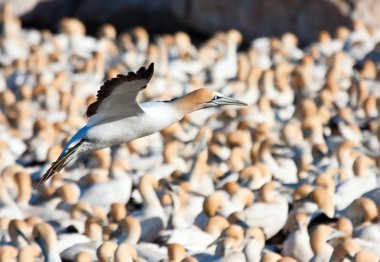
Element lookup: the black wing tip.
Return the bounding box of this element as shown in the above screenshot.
[137,62,154,80]
[106,62,154,84]
[120,63,154,80]
[86,62,154,118]
[104,63,154,85]
[86,102,98,118]
[147,63,154,77]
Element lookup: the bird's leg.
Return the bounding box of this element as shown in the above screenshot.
[34,139,87,189]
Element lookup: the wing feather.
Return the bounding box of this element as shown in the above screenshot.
[86,63,154,125]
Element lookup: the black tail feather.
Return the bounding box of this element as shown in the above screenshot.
[34,140,85,189]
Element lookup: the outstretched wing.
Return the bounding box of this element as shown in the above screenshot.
[87,63,154,125]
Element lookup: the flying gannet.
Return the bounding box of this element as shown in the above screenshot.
[36,63,247,187]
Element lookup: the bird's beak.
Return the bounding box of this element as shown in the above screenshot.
[160,179,179,194]
[17,228,32,244]
[327,229,346,241]
[215,96,248,106]
[207,236,228,248]
[278,184,296,195]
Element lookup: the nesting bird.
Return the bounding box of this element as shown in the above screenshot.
[0,4,380,261]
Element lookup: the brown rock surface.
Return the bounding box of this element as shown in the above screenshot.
[3,0,380,43]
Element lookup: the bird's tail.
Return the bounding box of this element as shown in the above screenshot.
[34,140,86,189]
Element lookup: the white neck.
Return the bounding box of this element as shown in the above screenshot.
[142,101,184,124]
[243,240,262,262]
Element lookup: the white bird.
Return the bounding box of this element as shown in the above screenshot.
[32,222,62,262]
[310,224,346,262]
[78,165,132,212]
[36,63,247,187]
[242,227,266,262]
[334,156,377,210]
[282,212,313,262]
[354,223,380,260]
[241,181,289,239]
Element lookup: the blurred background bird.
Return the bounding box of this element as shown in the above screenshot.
[0,1,379,261]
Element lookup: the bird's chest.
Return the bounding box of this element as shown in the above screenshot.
[86,110,178,148]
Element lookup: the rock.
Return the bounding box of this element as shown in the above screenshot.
[4,0,380,44]
[171,0,352,44]
[16,0,81,31]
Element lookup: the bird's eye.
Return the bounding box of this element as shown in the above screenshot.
[212,95,221,101]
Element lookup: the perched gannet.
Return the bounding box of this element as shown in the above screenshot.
[0,245,18,262]
[241,181,289,239]
[18,244,41,262]
[60,217,103,260]
[164,224,217,255]
[334,156,377,210]
[351,204,380,259]
[8,219,30,248]
[260,251,283,262]
[257,138,298,183]
[132,174,167,242]
[210,30,242,83]
[37,63,246,186]
[78,163,132,211]
[353,249,379,262]
[114,243,140,262]
[310,224,346,262]
[242,227,265,262]
[107,202,127,223]
[330,238,361,261]
[32,222,62,262]
[282,212,313,262]
[96,240,118,262]
[208,225,245,259]
[0,176,23,219]
[108,213,167,261]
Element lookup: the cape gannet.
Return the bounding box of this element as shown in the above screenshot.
[36,63,247,187]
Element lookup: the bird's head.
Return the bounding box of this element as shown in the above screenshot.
[172,88,247,115]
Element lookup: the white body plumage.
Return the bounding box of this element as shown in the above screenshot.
[70,102,181,153]
[37,63,246,186]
